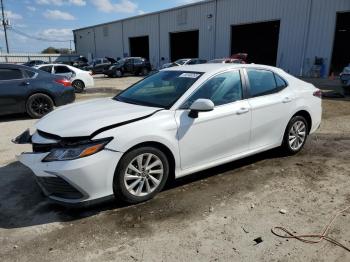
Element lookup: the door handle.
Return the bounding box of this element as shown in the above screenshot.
[282,97,292,103]
[237,107,249,115]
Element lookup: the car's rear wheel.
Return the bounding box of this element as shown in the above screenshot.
[26,93,54,119]
[114,69,122,78]
[141,67,149,76]
[282,115,308,154]
[72,80,85,93]
[113,147,169,204]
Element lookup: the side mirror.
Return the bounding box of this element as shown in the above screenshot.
[188,99,214,118]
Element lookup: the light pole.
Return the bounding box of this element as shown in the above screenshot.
[0,0,9,53]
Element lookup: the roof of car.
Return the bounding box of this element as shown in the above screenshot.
[0,63,36,69]
[163,63,280,74]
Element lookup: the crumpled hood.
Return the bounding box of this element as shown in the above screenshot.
[35,98,160,137]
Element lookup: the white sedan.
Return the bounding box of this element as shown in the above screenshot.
[15,64,322,206]
[35,64,94,92]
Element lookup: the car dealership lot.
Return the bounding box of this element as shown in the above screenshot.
[1,81,350,261]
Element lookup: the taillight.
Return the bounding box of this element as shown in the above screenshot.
[55,78,71,87]
[313,89,322,98]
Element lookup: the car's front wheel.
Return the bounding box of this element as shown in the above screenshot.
[113,147,169,204]
[26,93,54,118]
[282,115,308,154]
[114,69,123,78]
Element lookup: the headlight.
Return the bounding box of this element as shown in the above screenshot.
[42,137,113,162]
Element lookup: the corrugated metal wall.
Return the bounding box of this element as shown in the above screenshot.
[122,14,160,68]
[159,1,216,66]
[73,0,350,76]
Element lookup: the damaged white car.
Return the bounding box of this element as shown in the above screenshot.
[14,64,322,206]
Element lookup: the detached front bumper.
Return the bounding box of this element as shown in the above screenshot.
[17,149,122,206]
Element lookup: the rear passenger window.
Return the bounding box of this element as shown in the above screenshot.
[55,66,71,74]
[0,68,23,80]
[247,69,285,97]
[274,74,287,89]
[25,70,36,78]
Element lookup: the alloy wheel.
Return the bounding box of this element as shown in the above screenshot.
[31,97,52,116]
[124,153,164,197]
[288,120,306,151]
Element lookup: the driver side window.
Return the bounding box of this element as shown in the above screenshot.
[182,70,242,108]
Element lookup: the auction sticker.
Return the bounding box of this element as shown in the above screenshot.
[179,73,200,78]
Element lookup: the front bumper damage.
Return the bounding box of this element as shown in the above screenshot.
[14,130,121,206]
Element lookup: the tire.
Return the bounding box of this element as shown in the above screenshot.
[114,69,122,78]
[281,115,309,155]
[26,93,54,119]
[72,80,85,93]
[113,147,169,204]
[141,67,149,76]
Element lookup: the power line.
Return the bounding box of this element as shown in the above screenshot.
[10,27,73,43]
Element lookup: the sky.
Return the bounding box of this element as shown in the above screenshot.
[0,0,201,53]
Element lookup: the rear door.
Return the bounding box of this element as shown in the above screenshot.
[53,65,74,79]
[0,68,28,115]
[124,59,134,73]
[245,68,294,150]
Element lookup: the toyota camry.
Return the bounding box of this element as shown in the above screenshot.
[14,64,322,206]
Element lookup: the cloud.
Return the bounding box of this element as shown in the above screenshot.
[5,11,23,20]
[92,0,138,13]
[39,28,73,41]
[44,10,76,20]
[27,6,36,12]
[138,10,145,15]
[36,0,86,6]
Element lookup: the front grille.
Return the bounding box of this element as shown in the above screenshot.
[36,176,84,200]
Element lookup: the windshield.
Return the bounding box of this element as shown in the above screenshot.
[114,71,203,108]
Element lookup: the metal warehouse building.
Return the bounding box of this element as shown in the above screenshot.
[73,0,350,76]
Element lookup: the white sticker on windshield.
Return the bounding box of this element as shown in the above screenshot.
[179,73,200,78]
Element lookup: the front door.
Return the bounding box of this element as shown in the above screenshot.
[0,67,27,115]
[175,70,251,170]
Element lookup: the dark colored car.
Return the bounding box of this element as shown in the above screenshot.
[0,64,75,118]
[340,64,350,87]
[105,57,152,77]
[207,58,246,64]
[22,60,48,67]
[85,57,117,74]
[71,56,89,69]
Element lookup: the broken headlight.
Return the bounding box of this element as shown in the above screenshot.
[42,137,113,162]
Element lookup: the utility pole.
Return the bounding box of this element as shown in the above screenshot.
[1,0,9,53]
